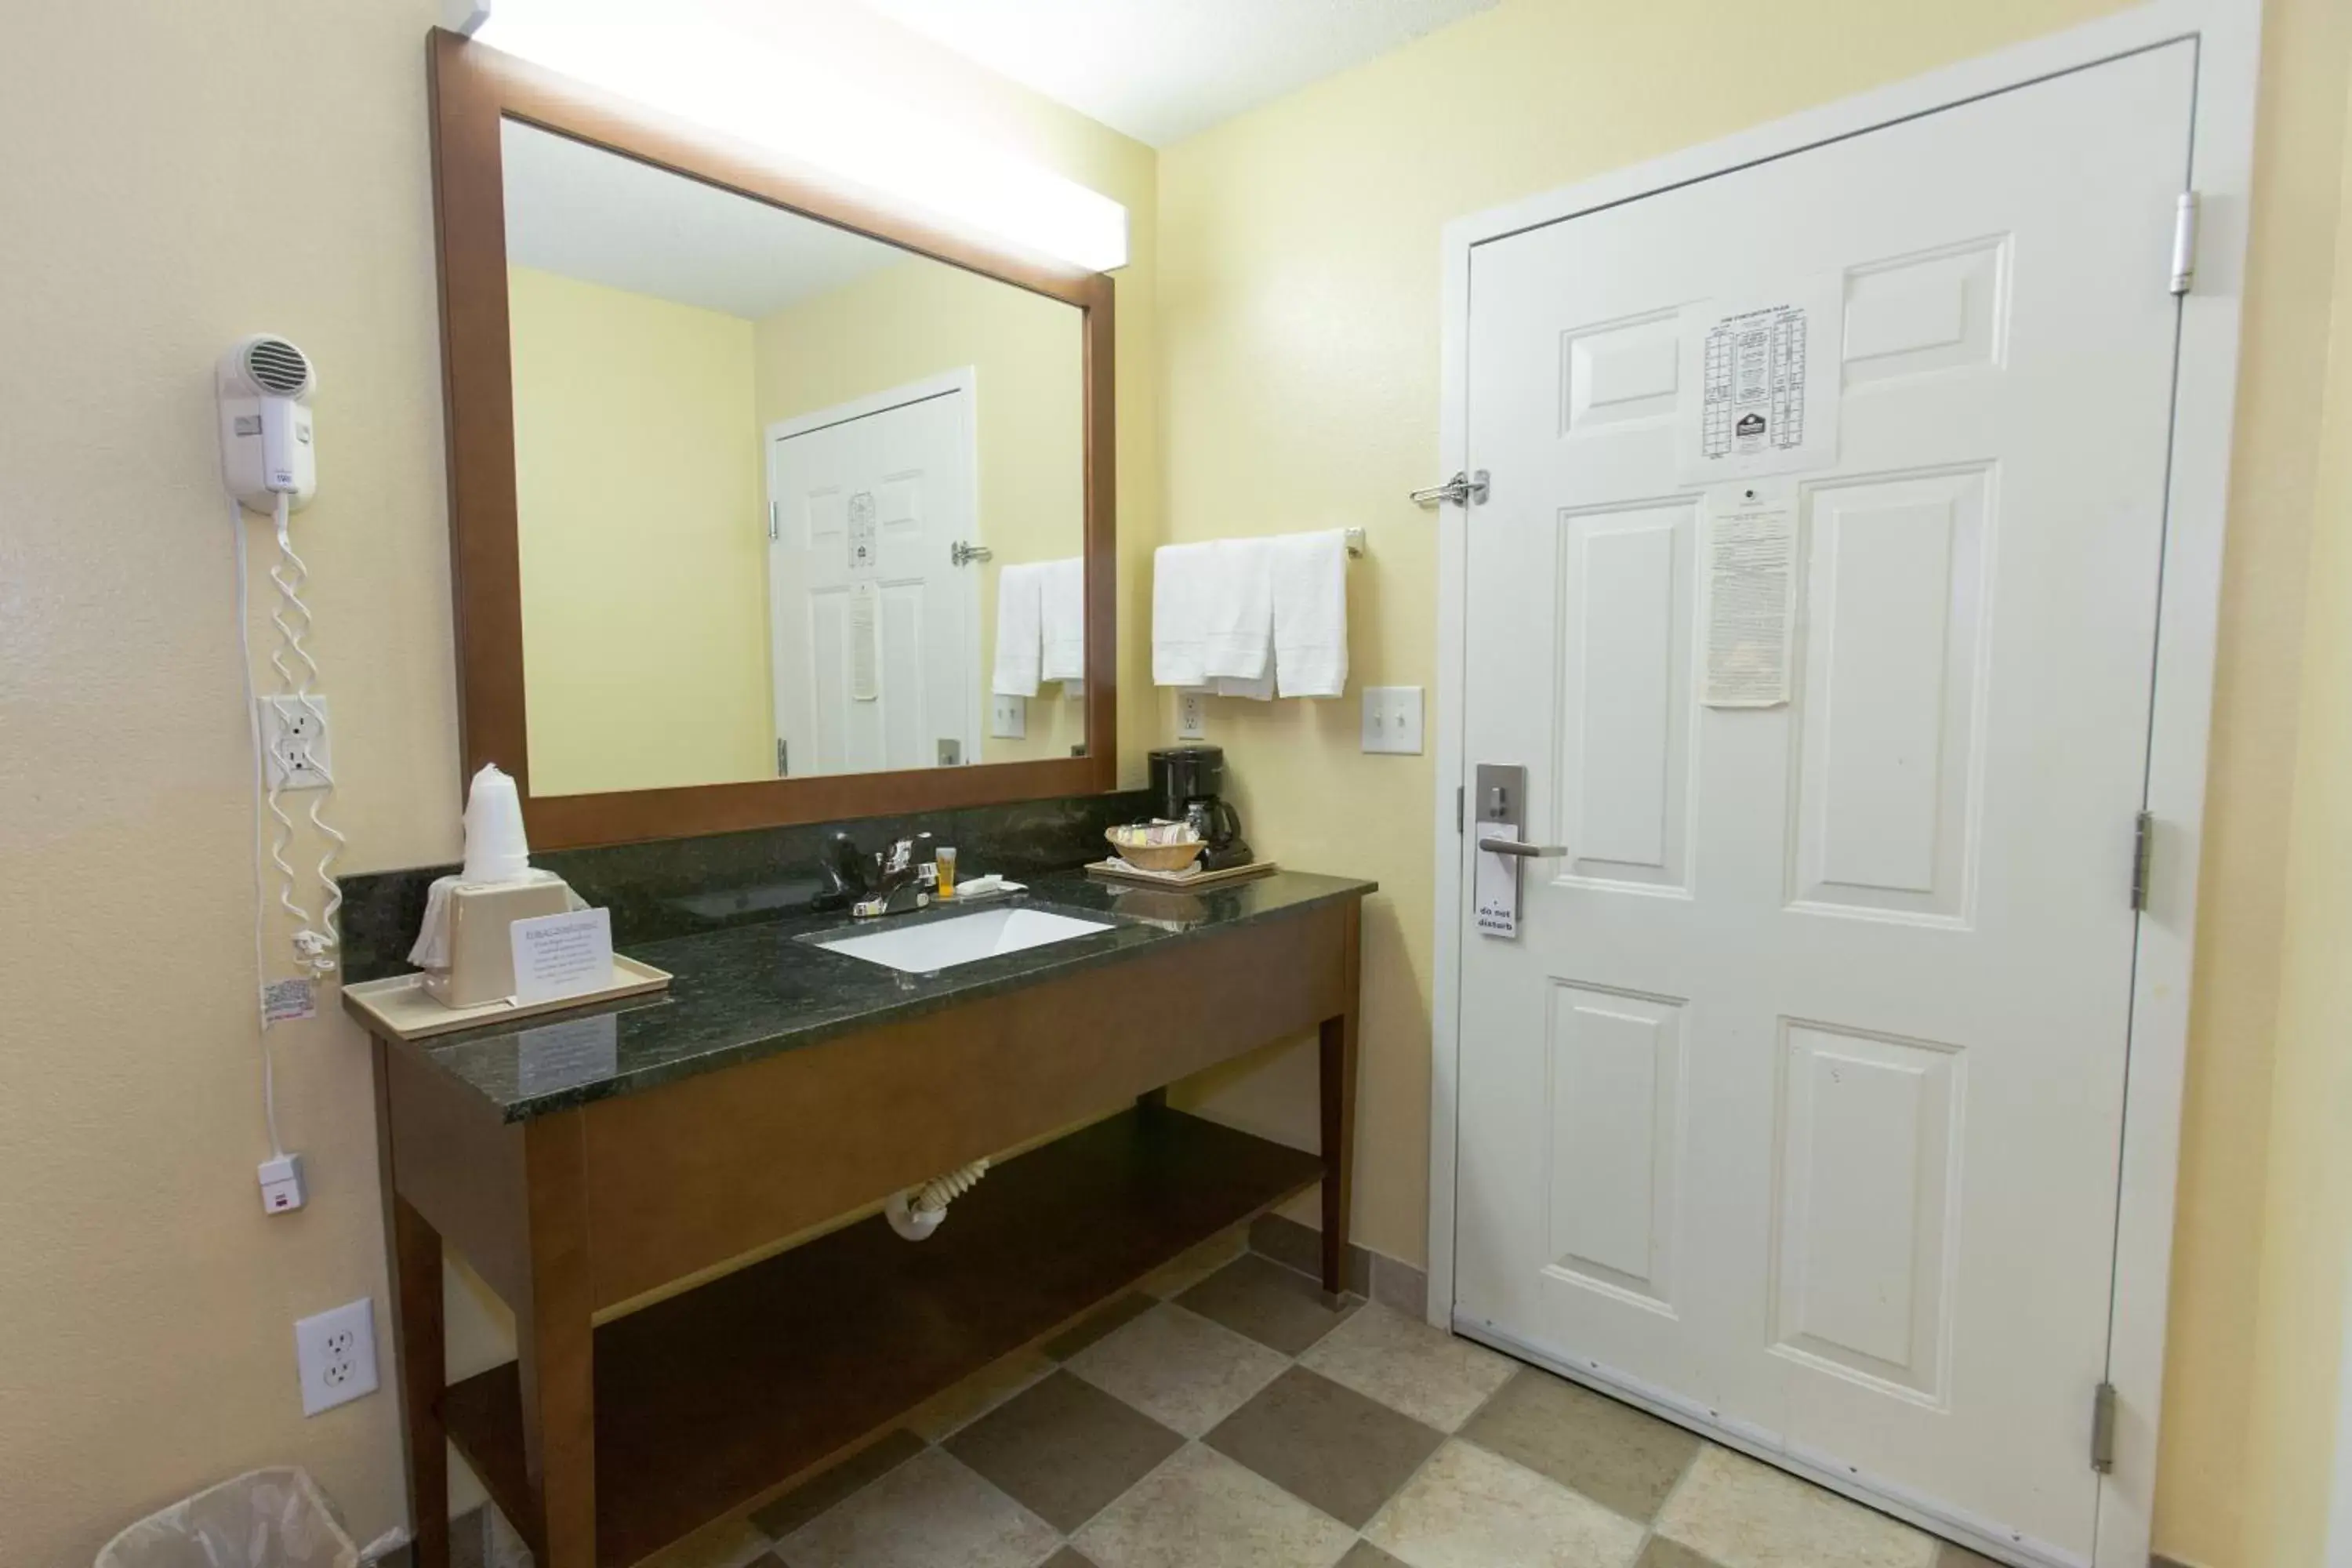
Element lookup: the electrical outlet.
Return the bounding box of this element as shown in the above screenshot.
[1177,690,1207,740]
[294,1299,378,1416]
[1360,686,1425,754]
[990,694,1026,740]
[258,695,332,790]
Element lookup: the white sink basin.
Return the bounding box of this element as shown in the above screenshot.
[815,906,1115,975]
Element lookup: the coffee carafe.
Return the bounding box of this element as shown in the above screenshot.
[1148,745,1253,871]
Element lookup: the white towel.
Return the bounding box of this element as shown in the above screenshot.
[1201,537,1274,682]
[1040,557,1087,682]
[993,562,1044,697]
[1215,649,1274,702]
[1152,543,1216,686]
[1272,528,1350,698]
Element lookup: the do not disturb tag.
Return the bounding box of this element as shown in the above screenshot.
[1475,823,1520,939]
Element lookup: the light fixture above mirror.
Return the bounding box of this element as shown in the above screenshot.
[448,0,1131,274]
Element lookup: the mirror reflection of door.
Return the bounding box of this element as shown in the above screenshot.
[767,376,980,778]
[499,118,1087,798]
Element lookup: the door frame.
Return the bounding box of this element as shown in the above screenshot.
[1425,4,2260,1564]
[764,366,984,775]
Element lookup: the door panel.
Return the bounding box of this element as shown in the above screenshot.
[1455,43,2193,1562]
[1791,467,1989,921]
[1545,982,1686,1309]
[1769,1019,1961,1404]
[1558,502,1696,891]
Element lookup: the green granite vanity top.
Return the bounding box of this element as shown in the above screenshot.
[358,869,1376,1121]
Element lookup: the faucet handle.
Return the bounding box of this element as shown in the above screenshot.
[815,832,871,906]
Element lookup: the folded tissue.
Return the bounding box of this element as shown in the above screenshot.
[410,764,582,1007]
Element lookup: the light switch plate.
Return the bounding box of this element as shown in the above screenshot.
[989,695,1026,739]
[1361,686,1425,754]
[1177,690,1207,740]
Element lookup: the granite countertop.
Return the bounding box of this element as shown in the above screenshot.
[358,869,1376,1122]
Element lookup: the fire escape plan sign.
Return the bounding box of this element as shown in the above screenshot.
[1678,277,1842,485]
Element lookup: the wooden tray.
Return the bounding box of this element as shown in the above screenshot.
[1083,858,1279,890]
[343,955,672,1041]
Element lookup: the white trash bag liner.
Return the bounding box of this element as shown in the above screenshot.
[96,1468,358,1568]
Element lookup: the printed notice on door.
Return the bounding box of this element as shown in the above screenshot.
[848,489,878,574]
[1678,278,1841,485]
[1703,488,1797,708]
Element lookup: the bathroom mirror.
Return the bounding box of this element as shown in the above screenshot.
[430,31,1116,850]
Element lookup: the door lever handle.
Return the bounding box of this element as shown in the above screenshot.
[1479,837,1567,858]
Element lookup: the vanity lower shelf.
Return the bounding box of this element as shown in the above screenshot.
[438,1107,1323,1568]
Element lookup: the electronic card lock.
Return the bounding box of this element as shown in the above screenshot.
[1472,764,1566,939]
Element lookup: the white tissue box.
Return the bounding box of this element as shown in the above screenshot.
[421,877,575,1008]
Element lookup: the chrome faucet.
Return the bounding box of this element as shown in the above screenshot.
[813,832,935,919]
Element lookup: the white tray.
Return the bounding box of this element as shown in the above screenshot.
[343,955,672,1041]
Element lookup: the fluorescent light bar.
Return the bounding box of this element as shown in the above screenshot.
[464,0,1130,273]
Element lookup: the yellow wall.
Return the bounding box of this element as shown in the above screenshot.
[753,257,1091,764]
[1151,1,2348,1560]
[510,266,771,797]
[2236,51,2352,1565]
[0,0,459,1555]
[0,1,1158,1559]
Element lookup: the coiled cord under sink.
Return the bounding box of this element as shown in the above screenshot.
[884,1159,991,1241]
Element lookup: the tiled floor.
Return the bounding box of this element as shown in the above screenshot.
[620,1229,2007,1568]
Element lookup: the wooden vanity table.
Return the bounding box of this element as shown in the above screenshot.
[396,27,1365,1566]
[357,873,1370,1568]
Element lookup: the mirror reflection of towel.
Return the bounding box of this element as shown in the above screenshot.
[1040,558,1086,683]
[993,562,1044,697]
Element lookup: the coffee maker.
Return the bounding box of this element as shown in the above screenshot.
[1149,745,1252,871]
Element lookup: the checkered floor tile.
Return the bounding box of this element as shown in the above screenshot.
[518,1231,2016,1568]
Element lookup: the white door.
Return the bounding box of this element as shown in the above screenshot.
[768,380,979,777]
[1454,44,2193,1563]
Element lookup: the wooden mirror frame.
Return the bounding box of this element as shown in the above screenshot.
[426,30,1118,851]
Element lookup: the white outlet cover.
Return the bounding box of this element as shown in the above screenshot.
[990,694,1026,740]
[1361,686,1425,755]
[294,1298,379,1417]
[1177,689,1207,740]
[258,695,332,791]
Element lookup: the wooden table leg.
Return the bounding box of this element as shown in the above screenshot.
[1319,901,1363,1303]
[376,1045,449,1568]
[520,1112,597,1568]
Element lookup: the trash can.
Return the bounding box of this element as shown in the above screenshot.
[95,1468,358,1568]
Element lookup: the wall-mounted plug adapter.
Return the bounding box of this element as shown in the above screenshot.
[259,1152,307,1214]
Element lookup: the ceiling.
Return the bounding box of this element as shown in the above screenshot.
[854,0,1501,147]
[501,120,911,320]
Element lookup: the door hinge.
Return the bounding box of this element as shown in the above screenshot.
[2130,810,2155,913]
[1455,785,1465,834]
[775,739,789,777]
[1410,470,1490,509]
[768,502,781,542]
[2090,1381,2118,1473]
[2170,191,2200,296]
